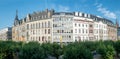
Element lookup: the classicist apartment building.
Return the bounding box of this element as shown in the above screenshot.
[12,9,117,43]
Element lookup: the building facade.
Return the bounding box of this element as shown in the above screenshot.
[52,12,74,43]
[0,27,12,41]
[12,9,54,43]
[12,9,117,43]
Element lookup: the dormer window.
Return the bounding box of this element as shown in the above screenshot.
[44,15,47,18]
[82,13,84,17]
[36,17,37,20]
[39,16,41,19]
[42,15,43,19]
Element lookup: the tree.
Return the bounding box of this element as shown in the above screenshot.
[63,44,93,59]
[50,43,63,59]
[0,41,19,59]
[97,44,115,59]
[41,43,53,57]
[19,42,46,59]
[114,40,120,57]
[82,41,98,51]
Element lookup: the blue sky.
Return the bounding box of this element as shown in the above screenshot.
[0,0,120,29]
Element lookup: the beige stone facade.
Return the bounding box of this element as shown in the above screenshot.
[12,9,54,43]
[107,25,117,40]
[12,9,117,43]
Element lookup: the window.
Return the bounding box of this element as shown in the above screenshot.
[36,37,37,41]
[39,16,41,19]
[89,24,93,27]
[33,30,35,34]
[42,36,44,41]
[62,30,64,33]
[75,23,77,27]
[75,37,77,41]
[71,30,73,33]
[82,24,84,27]
[75,29,77,33]
[57,30,59,33]
[42,22,43,28]
[86,24,87,27]
[33,24,35,29]
[96,24,98,28]
[79,29,81,33]
[39,23,40,28]
[35,23,37,29]
[86,29,87,33]
[78,37,81,41]
[27,24,29,30]
[48,29,50,34]
[82,13,84,17]
[89,37,93,40]
[39,37,40,41]
[97,30,98,33]
[45,29,47,34]
[36,23,38,29]
[48,36,50,40]
[83,29,84,33]
[79,24,80,27]
[53,24,57,27]
[45,22,46,28]
[42,16,43,19]
[44,15,46,18]
[69,36,71,38]
[89,30,93,33]
[31,24,32,29]
[48,21,50,28]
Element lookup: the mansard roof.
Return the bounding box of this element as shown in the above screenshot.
[14,9,115,26]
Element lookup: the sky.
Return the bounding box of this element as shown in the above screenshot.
[0,0,120,29]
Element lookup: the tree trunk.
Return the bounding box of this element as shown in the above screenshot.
[56,56,59,59]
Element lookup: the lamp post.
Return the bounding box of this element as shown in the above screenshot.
[60,36,63,48]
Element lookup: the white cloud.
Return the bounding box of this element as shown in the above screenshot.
[116,11,120,14]
[97,4,102,8]
[48,4,70,12]
[94,0,99,6]
[57,5,70,12]
[96,4,116,19]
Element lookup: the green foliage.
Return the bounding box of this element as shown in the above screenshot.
[103,40,114,46]
[41,43,63,59]
[0,40,120,59]
[114,40,120,53]
[63,44,93,59]
[19,42,46,59]
[97,44,115,59]
[51,43,63,59]
[82,41,99,51]
[0,41,22,59]
[41,43,52,57]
